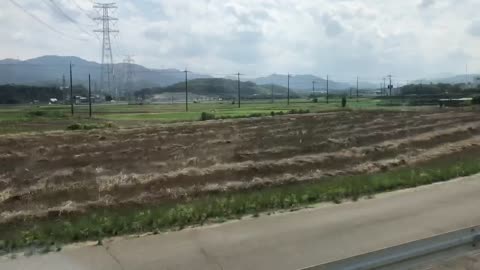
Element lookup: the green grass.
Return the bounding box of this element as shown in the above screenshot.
[0,98,402,134]
[1,151,480,254]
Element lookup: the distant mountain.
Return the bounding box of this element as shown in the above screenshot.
[251,74,351,91]
[0,55,209,91]
[136,78,295,100]
[413,74,480,85]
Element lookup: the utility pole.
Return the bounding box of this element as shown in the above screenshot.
[287,73,291,105]
[466,64,469,85]
[356,76,359,102]
[383,77,386,96]
[237,72,241,108]
[184,69,188,112]
[326,75,329,104]
[69,62,74,116]
[387,75,393,96]
[123,55,135,100]
[312,80,316,98]
[271,83,274,103]
[94,2,118,96]
[62,74,66,102]
[88,74,92,118]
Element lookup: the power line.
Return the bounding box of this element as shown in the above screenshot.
[72,0,96,20]
[42,0,97,39]
[8,0,86,41]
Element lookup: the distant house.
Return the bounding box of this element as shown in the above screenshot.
[75,96,88,104]
[439,98,472,107]
[49,98,58,104]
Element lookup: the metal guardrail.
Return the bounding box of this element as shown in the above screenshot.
[301,225,480,270]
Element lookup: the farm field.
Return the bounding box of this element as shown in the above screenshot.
[1,109,480,226]
[0,98,417,134]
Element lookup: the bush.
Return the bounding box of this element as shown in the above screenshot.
[66,123,114,131]
[247,113,264,118]
[27,110,46,117]
[288,109,310,114]
[341,97,347,108]
[67,123,82,130]
[200,112,215,121]
[473,96,480,105]
[313,98,318,103]
[26,110,65,118]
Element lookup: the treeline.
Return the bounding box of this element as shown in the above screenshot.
[0,84,87,104]
[400,83,480,97]
[135,78,297,100]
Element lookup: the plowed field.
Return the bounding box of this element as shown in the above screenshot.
[2,110,480,223]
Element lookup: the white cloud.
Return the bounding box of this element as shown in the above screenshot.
[2,0,480,81]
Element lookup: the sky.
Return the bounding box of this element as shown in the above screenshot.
[2,0,480,83]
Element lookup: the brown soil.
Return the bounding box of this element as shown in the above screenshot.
[1,110,480,223]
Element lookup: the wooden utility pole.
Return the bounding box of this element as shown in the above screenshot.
[237,72,241,108]
[69,62,74,116]
[184,69,188,112]
[356,76,359,102]
[326,75,329,104]
[271,83,274,103]
[88,74,92,118]
[287,74,291,105]
[387,75,393,97]
[312,80,316,97]
[62,74,66,102]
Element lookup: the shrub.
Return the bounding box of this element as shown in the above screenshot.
[200,112,215,121]
[288,109,310,115]
[66,123,113,131]
[27,110,46,117]
[104,122,115,128]
[472,96,480,105]
[66,123,82,130]
[313,98,318,103]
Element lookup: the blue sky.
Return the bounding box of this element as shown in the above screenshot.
[3,0,480,82]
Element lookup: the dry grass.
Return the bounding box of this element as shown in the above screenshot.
[1,110,480,224]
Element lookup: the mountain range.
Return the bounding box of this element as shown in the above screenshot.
[136,78,293,100]
[0,55,368,93]
[251,74,350,91]
[1,55,475,93]
[414,74,480,85]
[0,55,209,91]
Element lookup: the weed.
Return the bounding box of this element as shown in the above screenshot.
[66,123,82,130]
[2,155,480,253]
[200,112,215,121]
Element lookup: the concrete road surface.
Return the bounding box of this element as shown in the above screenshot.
[3,174,480,270]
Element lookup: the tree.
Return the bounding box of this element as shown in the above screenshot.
[341,96,347,108]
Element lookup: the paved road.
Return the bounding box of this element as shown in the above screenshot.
[3,174,480,270]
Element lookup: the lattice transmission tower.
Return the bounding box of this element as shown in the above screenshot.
[123,55,135,90]
[123,55,135,99]
[93,2,118,96]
